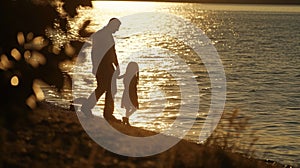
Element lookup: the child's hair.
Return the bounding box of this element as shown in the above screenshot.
[124,62,139,80]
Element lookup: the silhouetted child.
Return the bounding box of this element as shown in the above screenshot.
[118,62,139,125]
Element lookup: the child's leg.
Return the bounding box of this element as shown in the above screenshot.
[123,107,136,125]
[122,107,130,125]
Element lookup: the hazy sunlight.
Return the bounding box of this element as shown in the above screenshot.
[92,1,161,13]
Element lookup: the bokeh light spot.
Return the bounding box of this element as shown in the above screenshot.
[64,43,75,56]
[17,32,25,45]
[33,80,45,101]
[27,32,34,41]
[52,45,61,55]
[11,75,19,86]
[26,95,37,109]
[11,48,22,61]
[29,51,46,67]
[0,54,13,70]
[24,50,31,60]
[32,36,48,50]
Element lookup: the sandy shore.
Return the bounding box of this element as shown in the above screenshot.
[1,102,286,168]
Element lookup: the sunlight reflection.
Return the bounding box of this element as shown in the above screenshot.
[86,1,173,31]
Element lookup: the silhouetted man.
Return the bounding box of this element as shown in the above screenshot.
[81,18,121,122]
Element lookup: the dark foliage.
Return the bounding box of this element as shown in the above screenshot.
[0,0,92,129]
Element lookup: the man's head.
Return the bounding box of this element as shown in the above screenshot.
[107,18,121,33]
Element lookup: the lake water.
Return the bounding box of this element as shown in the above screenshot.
[43,1,300,166]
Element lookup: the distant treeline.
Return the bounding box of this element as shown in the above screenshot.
[109,0,300,4]
[183,0,300,4]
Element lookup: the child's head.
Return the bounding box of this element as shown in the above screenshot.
[125,62,139,75]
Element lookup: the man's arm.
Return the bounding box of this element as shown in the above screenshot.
[112,45,120,75]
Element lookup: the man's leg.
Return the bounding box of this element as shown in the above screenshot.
[103,75,121,122]
[81,82,105,117]
[103,88,114,119]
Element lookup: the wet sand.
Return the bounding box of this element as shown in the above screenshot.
[1,102,286,167]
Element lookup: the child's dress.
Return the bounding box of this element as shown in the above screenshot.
[121,73,139,111]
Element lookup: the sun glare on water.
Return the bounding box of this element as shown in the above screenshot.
[88,1,176,30]
[92,1,161,13]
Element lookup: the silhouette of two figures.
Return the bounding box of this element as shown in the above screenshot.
[81,18,138,125]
